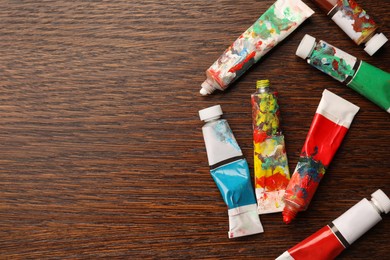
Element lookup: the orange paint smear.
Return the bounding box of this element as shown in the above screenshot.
[256,172,289,191]
[253,129,268,144]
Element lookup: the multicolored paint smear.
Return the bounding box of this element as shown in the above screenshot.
[283,147,326,216]
[308,40,358,83]
[311,0,387,55]
[252,80,290,214]
[332,0,377,45]
[200,0,314,95]
[282,90,359,224]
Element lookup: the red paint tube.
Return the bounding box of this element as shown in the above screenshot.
[276,189,390,260]
[282,89,359,224]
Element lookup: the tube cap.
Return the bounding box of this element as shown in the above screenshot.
[200,81,213,96]
[199,105,223,122]
[256,79,270,89]
[200,78,218,96]
[296,34,316,59]
[364,33,388,56]
[371,189,390,214]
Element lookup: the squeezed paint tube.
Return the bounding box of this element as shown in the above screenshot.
[200,0,314,95]
[252,80,290,214]
[296,34,390,113]
[277,189,390,260]
[282,89,359,224]
[199,105,263,238]
[310,0,388,55]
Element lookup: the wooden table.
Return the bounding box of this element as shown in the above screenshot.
[1,0,389,259]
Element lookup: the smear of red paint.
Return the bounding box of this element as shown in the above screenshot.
[332,59,339,71]
[302,173,322,196]
[256,176,266,189]
[337,0,376,34]
[348,0,358,10]
[295,188,306,201]
[255,40,263,49]
[301,174,312,189]
[207,69,224,87]
[257,172,289,191]
[253,129,268,143]
[228,51,256,73]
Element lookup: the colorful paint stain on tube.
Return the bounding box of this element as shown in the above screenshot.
[200,0,314,95]
[310,0,388,55]
[199,105,263,238]
[277,189,390,260]
[296,34,390,113]
[251,80,290,214]
[282,89,360,224]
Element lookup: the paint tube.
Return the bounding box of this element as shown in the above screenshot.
[310,0,388,55]
[277,189,390,260]
[296,34,390,113]
[199,105,263,238]
[252,80,290,214]
[199,0,314,95]
[282,89,359,224]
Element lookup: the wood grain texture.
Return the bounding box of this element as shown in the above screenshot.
[0,0,389,259]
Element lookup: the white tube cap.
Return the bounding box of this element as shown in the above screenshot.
[199,87,210,96]
[371,189,390,214]
[364,33,388,56]
[200,78,218,96]
[199,105,223,122]
[296,34,316,59]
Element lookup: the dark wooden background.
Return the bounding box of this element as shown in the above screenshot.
[0,0,389,259]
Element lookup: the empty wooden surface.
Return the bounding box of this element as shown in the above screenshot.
[0,0,389,259]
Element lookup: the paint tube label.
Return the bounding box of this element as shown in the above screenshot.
[329,0,377,45]
[206,0,314,89]
[252,90,290,214]
[308,40,358,83]
[333,198,382,245]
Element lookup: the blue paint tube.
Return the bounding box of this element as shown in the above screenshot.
[199,105,264,238]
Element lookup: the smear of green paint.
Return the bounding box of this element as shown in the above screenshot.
[250,5,297,42]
